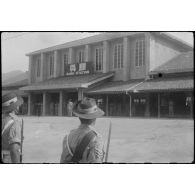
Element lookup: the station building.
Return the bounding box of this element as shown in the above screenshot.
[20,32,194,118]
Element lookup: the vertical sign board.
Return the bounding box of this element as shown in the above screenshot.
[64,62,94,76]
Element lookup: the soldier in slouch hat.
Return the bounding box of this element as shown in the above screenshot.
[60,97,105,163]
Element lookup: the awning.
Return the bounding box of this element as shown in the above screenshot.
[87,80,144,94]
[130,77,194,92]
[20,72,114,91]
[2,89,28,97]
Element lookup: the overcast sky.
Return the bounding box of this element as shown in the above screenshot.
[1,32,193,73]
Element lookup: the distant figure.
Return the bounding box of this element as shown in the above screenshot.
[60,97,105,163]
[67,99,73,117]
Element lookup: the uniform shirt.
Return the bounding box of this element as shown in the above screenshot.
[60,124,104,163]
[2,113,22,150]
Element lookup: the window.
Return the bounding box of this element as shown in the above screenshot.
[135,39,145,66]
[49,55,54,76]
[36,58,40,77]
[63,52,69,74]
[95,47,103,71]
[78,50,85,63]
[114,44,123,69]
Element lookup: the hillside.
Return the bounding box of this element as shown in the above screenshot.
[2,70,28,86]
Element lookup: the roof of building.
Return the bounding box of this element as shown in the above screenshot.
[26,32,193,56]
[2,79,29,88]
[20,72,114,91]
[150,51,194,75]
[2,89,28,97]
[130,77,194,92]
[87,79,144,94]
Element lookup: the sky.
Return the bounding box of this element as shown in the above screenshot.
[1,32,193,73]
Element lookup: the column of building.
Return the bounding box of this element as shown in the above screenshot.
[59,91,67,116]
[28,93,32,116]
[54,50,60,78]
[42,92,49,116]
[123,37,130,81]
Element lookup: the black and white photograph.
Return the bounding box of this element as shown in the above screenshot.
[1,32,194,164]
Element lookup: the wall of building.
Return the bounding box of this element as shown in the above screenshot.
[149,35,180,72]
[129,36,147,80]
[109,38,125,81]
[29,33,189,84]
[91,42,104,73]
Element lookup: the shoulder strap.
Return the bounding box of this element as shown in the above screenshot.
[2,119,14,135]
[71,131,96,163]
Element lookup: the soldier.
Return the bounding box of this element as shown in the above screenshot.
[60,97,105,163]
[2,92,24,163]
[67,99,73,117]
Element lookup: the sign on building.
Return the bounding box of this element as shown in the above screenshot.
[65,62,94,76]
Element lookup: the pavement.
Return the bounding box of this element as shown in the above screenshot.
[20,116,194,163]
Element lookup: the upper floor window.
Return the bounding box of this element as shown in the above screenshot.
[135,39,145,67]
[114,44,123,69]
[49,55,54,76]
[36,58,41,77]
[78,50,85,63]
[95,47,103,71]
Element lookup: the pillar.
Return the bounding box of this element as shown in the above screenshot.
[129,94,132,117]
[78,88,84,100]
[28,93,32,116]
[145,94,150,117]
[54,50,60,77]
[43,92,48,116]
[28,56,33,84]
[59,91,66,116]
[41,53,46,81]
[106,95,109,116]
[158,93,161,118]
[103,41,110,73]
[123,37,130,81]
[85,45,91,62]
[145,33,151,79]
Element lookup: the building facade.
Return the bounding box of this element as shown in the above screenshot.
[20,32,194,118]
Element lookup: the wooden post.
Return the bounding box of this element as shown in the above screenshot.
[43,92,48,116]
[129,94,132,117]
[158,93,161,118]
[59,91,64,116]
[28,93,32,116]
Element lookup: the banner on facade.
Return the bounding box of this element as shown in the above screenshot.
[65,62,94,76]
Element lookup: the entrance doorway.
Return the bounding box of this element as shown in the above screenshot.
[132,95,146,117]
[33,94,43,116]
[49,93,59,116]
[149,93,158,117]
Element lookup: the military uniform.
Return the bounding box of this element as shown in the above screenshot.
[60,97,105,163]
[60,124,104,163]
[2,113,22,163]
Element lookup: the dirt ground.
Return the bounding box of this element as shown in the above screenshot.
[20,116,194,163]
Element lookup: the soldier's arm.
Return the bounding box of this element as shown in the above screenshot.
[10,143,20,163]
[87,135,104,163]
[8,120,22,163]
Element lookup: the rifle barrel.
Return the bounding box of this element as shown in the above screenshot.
[105,121,112,162]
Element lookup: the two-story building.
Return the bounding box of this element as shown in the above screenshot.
[20,32,193,118]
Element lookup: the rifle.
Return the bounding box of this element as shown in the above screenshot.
[105,121,112,163]
[20,119,24,163]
